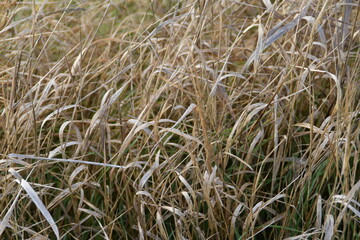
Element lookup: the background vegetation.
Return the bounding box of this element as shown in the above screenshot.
[0,0,359,239]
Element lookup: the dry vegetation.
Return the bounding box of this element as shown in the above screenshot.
[0,0,359,239]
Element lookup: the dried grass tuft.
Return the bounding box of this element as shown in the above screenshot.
[0,0,359,239]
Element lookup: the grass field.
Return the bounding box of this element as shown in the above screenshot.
[0,0,359,239]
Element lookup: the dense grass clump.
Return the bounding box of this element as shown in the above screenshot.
[0,0,359,239]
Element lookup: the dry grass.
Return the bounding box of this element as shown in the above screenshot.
[0,0,359,239]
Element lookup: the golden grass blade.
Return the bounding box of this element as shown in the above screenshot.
[71,47,89,76]
[316,195,322,228]
[230,203,244,239]
[334,180,360,227]
[247,212,285,240]
[41,105,78,130]
[48,141,81,158]
[8,169,60,240]
[160,128,202,145]
[323,214,334,240]
[224,152,253,171]
[9,154,143,169]
[261,0,272,10]
[0,191,21,236]
[0,158,31,167]
[69,165,87,186]
[48,182,84,209]
[78,208,103,219]
[139,150,160,190]
[161,206,185,218]
[156,211,168,240]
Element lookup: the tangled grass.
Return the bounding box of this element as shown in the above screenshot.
[0,0,359,239]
